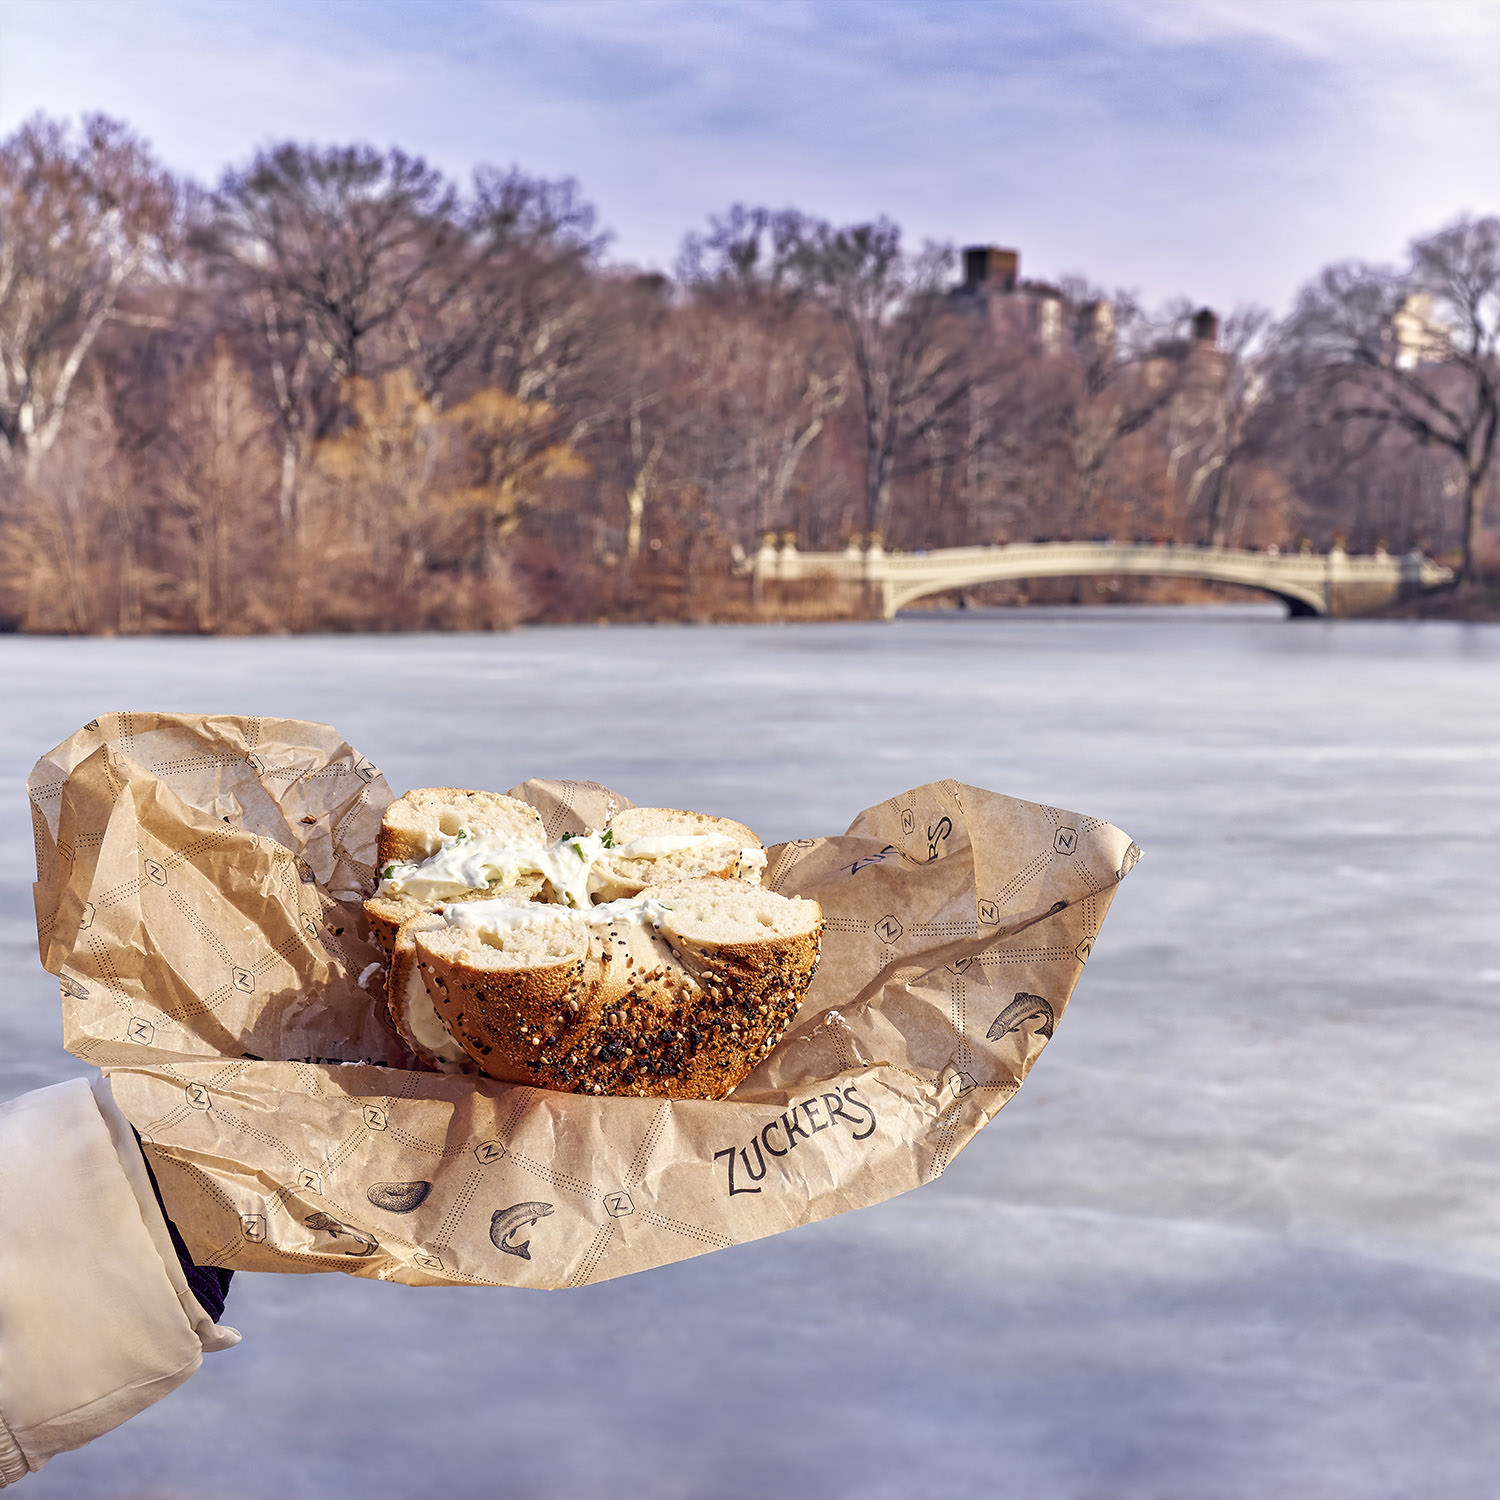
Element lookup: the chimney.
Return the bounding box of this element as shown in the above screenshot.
[1191,307,1219,347]
[963,246,1019,294]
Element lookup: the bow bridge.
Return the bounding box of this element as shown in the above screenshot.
[752,539,1452,619]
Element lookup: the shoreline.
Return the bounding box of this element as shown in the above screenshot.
[0,597,1496,640]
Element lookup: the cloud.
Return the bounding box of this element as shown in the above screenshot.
[1108,0,1499,261]
[0,0,1494,313]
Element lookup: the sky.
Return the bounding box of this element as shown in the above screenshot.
[0,0,1496,315]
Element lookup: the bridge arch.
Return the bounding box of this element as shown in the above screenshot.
[884,557,1328,618]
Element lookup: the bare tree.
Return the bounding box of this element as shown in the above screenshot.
[152,340,279,631]
[585,276,684,569]
[0,115,178,478]
[1287,214,1500,582]
[1047,285,1204,535]
[792,217,971,542]
[679,207,848,548]
[200,143,460,533]
[1157,306,1274,545]
[679,204,808,305]
[395,167,604,410]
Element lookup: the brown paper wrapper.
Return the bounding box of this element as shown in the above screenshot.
[29,713,1140,1288]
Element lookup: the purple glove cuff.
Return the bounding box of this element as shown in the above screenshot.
[133,1132,233,1323]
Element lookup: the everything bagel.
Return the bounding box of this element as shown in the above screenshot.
[364,789,822,1097]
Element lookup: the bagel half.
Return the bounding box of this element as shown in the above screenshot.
[592,806,767,899]
[364,789,547,955]
[412,880,822,1098]
[376,787,547,868]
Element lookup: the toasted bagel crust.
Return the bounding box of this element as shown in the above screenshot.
[415,882,822,1098]
[387,913,475,1072]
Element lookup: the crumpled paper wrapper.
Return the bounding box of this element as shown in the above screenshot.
[29,713,1140,1288]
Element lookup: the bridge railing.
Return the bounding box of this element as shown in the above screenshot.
[754,538,1445,574]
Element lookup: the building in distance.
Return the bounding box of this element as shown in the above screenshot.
[952,244,1116,358]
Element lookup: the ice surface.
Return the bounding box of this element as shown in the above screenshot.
[3,607,1498,1498]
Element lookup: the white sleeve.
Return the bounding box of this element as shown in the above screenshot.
[0,1077,239,1486]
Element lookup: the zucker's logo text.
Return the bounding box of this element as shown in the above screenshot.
[713,1085,877,1196]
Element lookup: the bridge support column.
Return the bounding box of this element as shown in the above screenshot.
[1400,549,1431,598]
[860,543,897,620]
[1323,545,1348,614]
[866,579,896,620]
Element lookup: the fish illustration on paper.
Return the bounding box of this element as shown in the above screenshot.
[986,992,1055,1043]
[490,1201,554,1260]
[304,1211,379,1257]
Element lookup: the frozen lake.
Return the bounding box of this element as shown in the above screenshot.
[3,608,1498,1500]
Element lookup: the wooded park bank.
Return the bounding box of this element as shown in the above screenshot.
[0,116,1494,634]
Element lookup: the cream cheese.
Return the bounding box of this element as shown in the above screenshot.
[443,892,679,939]
[442,900,574,938]
[540,830,610,909]
[400,966,469,1067]
[380,827,762,907]
[612,834,732,859]
[586,894,680,928]
[379,833,546,904]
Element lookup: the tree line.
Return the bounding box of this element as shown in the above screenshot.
[0,113,1494,633]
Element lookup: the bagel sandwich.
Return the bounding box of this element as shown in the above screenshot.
[362,787,819,1095]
